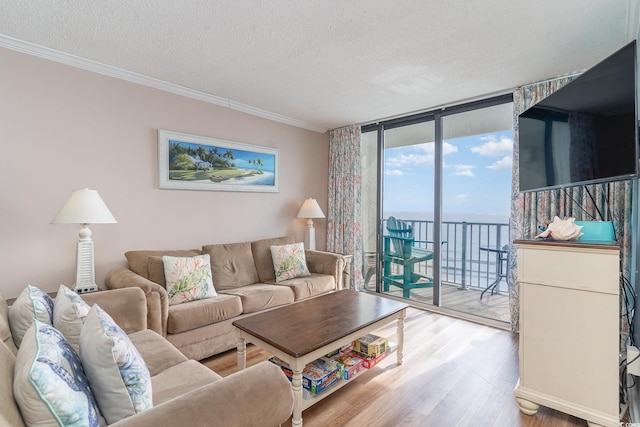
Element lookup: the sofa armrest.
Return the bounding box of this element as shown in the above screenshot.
[305,250,347,290]
[81,288,147,334]
[105,268,168,336]
[111,361,293,427]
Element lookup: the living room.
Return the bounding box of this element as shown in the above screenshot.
[1,1,640,426]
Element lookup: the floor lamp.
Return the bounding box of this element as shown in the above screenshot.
[296,198,325,250]
[51,188,117,293]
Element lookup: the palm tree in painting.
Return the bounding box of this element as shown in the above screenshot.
[196,146,207,162]
[223,150,234,161]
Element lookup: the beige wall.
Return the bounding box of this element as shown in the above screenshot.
[0,48,330,299]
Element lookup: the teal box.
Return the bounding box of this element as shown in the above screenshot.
[575,221,615,241]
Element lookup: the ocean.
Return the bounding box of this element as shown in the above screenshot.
[386,211,509,224]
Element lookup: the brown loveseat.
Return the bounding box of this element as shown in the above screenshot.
[105,236,346,360]
[1,287,294,427]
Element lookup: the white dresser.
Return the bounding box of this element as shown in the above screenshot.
[514,239,620,427]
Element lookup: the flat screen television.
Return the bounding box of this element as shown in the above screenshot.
[518,40,638,192]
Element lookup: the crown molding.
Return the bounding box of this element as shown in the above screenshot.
[0,35,327,134]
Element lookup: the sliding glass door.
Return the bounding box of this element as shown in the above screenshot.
[360,95,513,323]
[440,103,513,321]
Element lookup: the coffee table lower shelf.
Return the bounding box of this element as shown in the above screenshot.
[235,309,405,426]
[299,348,393,411]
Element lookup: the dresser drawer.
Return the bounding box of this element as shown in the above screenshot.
[517,243,618,294]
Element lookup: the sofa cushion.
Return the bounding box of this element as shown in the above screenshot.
[9,284,54,348]
[163,254,217,305]
[80,305,153,424]
[251,236,295,282]
[148,256,167,286]
[0,293,17,356]
[202,242,260,290]
[53,285,91,353]
[220,284,294,314]
[128,330,188,377]
[270,273,336,300]
[151,360,221,405]
[125,249,202,282]
[0,342,25,427]
[165,320,238,361]
[14,321,103,427]
[167,293,242,335]
[271,242,311,282]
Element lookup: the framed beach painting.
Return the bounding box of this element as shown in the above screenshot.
[158,130,279,193]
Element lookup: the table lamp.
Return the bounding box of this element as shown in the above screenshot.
[51,188,117,293]
[296,198,325,250]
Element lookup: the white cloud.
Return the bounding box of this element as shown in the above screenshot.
[487,156,513,171]
[386,142,458,168]
[453,164,475,177]
[386,152,432,167]
[385,169,404,176]
[470,135,513,157]
[414,142,458,156]
[456,194,468,201]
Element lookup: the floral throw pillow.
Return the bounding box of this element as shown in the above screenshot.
[270,242,311,282]
[162,254,217,305]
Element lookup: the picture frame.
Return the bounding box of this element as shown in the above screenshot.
[158,130,279,193]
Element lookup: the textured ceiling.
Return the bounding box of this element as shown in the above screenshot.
[0,1,638,133]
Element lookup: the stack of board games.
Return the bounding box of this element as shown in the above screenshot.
[343,333,391,369]
[321,352,364,381]
[268,356,340,399]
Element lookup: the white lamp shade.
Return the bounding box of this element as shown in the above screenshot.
[51,188,117,224]
[296,198,325,219]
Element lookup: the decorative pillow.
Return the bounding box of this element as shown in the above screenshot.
[0,293,18,356]
[162,254,217,305]
[80,305,152,424]
[13,321,104,427]
[9,284,54,348]
[270,242,311,282]
[53,285,91,353]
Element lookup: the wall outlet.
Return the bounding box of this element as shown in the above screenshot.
[627,345,640,376]
[75,284,98,294]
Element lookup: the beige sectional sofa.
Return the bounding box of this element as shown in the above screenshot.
[1,287,294,426]
[105,236,346,360]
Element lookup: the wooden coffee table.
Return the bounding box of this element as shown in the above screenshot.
[233,290,408,427]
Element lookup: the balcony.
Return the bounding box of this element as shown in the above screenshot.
[364,218,510,324]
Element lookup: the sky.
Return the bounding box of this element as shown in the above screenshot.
[383,130,513,218]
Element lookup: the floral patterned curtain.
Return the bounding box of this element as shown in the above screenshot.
[327,125,363,288]
[510,77,634,335]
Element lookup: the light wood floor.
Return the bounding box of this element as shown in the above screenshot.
[202,307,587,427]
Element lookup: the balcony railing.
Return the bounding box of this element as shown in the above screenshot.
[381,218,510,293]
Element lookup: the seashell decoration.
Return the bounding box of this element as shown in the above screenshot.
[535,216,584,241]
